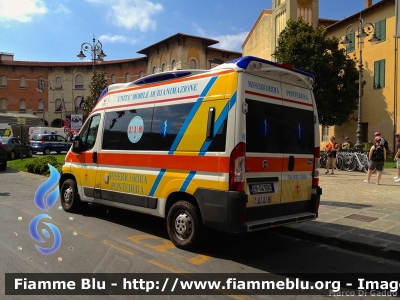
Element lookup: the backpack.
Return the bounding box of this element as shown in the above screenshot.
[383,139,389,151]
[374,145,384,160]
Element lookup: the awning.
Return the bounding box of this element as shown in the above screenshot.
[0,112,43,126]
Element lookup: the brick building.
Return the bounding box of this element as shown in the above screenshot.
[0,33,241,133]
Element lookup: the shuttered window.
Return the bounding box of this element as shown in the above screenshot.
[346,32,355,53]
[20,76,26,88]
[75,74,83,89]
[374,59,385,89]
[55,76,62,89]
[375,19,386,42]
[1,75,7,88]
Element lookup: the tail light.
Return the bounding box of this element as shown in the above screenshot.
[312,147,320,186]
[42,136,45,146]
[229,142,246,191]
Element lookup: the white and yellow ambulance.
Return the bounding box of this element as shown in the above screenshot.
[59,56,322,249]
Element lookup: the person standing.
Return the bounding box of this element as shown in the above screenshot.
[394,133,400,183]
[375,131,388,151]
[364,136,386,184]
[342,136,354,149]
[325,136,339,174]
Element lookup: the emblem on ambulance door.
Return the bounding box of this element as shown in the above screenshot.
[262,160,268,169]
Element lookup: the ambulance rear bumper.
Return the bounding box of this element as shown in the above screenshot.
[245,212,317,232]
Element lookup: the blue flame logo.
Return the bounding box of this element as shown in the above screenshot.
[29,214,61,254]
[29,164,62,255]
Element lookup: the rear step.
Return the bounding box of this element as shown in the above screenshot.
[246,212,316,231]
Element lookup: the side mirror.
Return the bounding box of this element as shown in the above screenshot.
[71,135,81,153]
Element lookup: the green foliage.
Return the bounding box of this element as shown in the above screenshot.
[25,156,62,176]
[273,19,359,126]
[83,71,108,117]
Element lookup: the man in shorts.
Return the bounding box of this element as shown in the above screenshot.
[394,133,400,183]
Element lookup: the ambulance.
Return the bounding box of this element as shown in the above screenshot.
[59,56,322,249]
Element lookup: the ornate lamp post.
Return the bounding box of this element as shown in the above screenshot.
[36,79,52,126]
[77,35,106,72]
[341,15,379,150]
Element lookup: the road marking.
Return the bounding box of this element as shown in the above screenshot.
[128,235,212,266]
[102,240,137,256]
[148,259,189,276]
[186,254,211,265]
[67,227,95,238]
[128,235,175,254]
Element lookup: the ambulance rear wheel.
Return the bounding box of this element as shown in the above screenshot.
[61,179,87,213]
[167,201,201,250]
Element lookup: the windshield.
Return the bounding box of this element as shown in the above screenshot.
[31,135,42,141]
[0,138,9,143]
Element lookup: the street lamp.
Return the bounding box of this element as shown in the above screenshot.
[341,15,379,150]
[36,79,52,126]
[77,35,106,72]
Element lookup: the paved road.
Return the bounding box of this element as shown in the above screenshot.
[1,169,400,299]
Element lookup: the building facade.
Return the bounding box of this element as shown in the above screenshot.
[325,0,398,152]
[0,33,241,134]
[242,0,399,152]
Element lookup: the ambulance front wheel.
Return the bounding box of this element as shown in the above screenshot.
[61,179,87,213]
[167,200,202,250]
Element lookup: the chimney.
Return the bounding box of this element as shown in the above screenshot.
[366,0,372,8]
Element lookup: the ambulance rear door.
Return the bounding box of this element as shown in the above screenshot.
[279,82,315,217]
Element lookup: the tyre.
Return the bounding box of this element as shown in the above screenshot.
[43,148,51,155]
[335,156,343,170]
[27,149,33,158]
[0,158,6,171]
[344,156,356,171]
[319,156,326,168]
[60,179,87,213]
[10,151,15,160]
[167,200,202,250]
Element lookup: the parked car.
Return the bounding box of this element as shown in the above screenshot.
[30,134,72,155]
[0,137,33,160]
[0,140,7,171]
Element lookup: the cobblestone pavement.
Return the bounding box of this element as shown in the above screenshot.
[275,166,400,261]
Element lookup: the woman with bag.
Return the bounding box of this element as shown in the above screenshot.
[364,136,386,184]
[325,136,339,174]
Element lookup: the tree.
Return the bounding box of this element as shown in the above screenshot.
[273,19,359,126]
[83,71,108,117]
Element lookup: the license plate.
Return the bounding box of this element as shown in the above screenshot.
[249,183,274,194]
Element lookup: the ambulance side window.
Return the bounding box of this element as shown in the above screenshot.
[151,103,194,151]
[79,114,100,151]
[102,108,153,151]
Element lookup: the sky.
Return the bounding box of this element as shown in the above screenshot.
[0,0,382,63]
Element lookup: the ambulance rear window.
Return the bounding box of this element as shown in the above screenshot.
[246,99,314,154]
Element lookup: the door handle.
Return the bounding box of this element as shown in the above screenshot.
[288,155,295,171]
[92,151,97,164]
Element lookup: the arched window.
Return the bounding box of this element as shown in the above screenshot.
[1,75,7,88]
[111,74,116,84]
[38,99,44,112]
[55,76,62,89]
[161,63,166,72]
[75,74,83,89]
[190,59,197,69]
[126,73,130,82]
[55,98,62,111]
[1,98,7,112]
[152,66,156,74]
[139,71,143,78]
[20,76,26,88]
[171,60,176,70]
[20,99,26,112]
